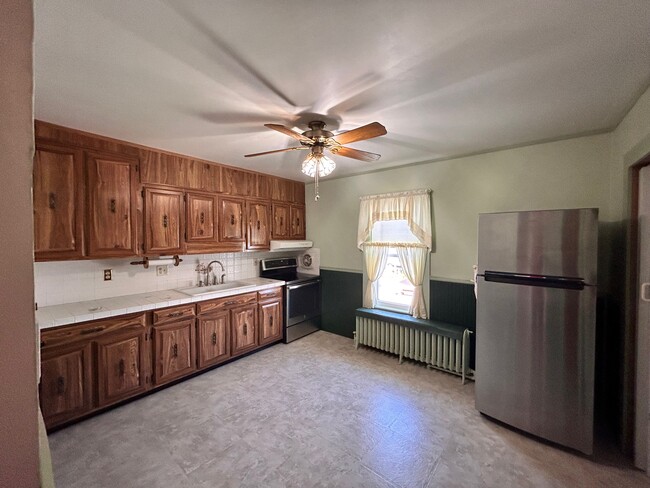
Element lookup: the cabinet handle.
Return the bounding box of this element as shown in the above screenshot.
[280,216,283,226]
[243,324,247,335]
[48,192,56,209]
[167,311,184,317]
[163,214,168,228]
[270,315,273,326]
[211,332,217,345]
[230,214,235,225]
[257,220,260,230]
[110,199,116,213]
[296,217,300,227]
[200,212,205,224]
[172,343,178,357]
[199,229,204,236]
[56,376,65,395]
[224,300,237,306]
[118,359,125,377]
[80,326,105,335]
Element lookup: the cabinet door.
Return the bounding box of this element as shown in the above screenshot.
[144,187,184,254]
[271,203,290,239]
[86,153,138,257]
[259,300,282,346]
[40,342,93,429]
[247,200,270,250]
[247,173,270,200]
[153,319,196,385]
[197,312,230,368]
[292,181,306,204]
[222,167,250,196]
[270,177,292,201]
[231,305,258,356]
[219,197,245,242]
[291,205,306,238]
[186,192,217,243]
[33,144,85,260]
[95,328,147,407]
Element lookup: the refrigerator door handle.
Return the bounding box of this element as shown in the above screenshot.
[483,271,585,290]
[641,282,650,302]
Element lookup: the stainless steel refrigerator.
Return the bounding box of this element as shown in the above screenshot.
[475,208,598,454]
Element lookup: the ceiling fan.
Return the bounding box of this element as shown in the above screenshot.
[245,121,387,200]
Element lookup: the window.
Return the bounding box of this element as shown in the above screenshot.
[371,220,419,313]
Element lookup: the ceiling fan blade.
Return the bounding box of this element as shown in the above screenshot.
[330,146,381,162]
[244,146,309,157]
[264,124,314,144]
[332,122,387,145]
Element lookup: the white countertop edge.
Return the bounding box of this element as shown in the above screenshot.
[37,278,285,331]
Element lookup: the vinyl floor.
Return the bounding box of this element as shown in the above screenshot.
[49,331,649,487]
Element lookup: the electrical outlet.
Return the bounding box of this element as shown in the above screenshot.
[156,265,168,276]
[103,269,112,281]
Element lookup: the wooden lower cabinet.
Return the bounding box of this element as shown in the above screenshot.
[197,312,231,368]
[231,304,258,356]
[259,299,282,346]
[153,319,196,385]
[40,341,93,429]
[95,327,148,407]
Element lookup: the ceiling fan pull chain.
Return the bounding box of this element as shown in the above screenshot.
[314,160,320,201]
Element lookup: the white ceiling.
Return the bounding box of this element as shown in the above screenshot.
[34,1,650,181]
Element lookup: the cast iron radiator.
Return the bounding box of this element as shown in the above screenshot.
[354,308,474,384]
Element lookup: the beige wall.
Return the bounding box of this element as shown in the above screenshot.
[0,1,40,487]
[307,132,615,284]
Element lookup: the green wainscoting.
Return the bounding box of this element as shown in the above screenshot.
[320,269,363,338]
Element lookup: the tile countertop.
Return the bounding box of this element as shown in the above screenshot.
[36,277,284,330]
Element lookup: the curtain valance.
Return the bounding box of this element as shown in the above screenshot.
[357,189,432,249]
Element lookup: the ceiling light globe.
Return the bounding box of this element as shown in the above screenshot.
[301,153,336,177]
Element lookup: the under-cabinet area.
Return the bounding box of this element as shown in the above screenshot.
[33,121,306,261]
[38,283,283,430]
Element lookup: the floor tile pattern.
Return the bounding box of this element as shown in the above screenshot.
[49,331,649,487]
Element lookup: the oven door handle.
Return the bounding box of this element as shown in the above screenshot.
[287,281,320,290]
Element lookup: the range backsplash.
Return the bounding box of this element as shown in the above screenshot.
[34,251,299,307]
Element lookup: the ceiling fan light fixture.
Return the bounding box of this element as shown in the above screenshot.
[301,152,336,177]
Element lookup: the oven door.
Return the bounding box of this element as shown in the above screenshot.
[286,279,321,326]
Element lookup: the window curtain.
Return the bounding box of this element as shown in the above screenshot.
[361,243,389,308]
[396,245,428,318]
[358,189,432,319]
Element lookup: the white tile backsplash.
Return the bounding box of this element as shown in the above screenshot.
[34,251,295,307]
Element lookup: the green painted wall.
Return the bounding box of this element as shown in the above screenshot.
[320,269,363,338]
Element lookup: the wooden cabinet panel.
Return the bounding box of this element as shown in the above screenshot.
[231,305,258,356]
[291,205,306,238]
[219,197,245,242]
[247,173,270,199]
[257,287,282,302]
[33,144,85,260]
[270,177,293,202]
[152,304,196,325]
[197,292,257,315]
[140,151,181,187]
[186,192,217,243]
[247,200,270,250]
[96,328,147,407]
[271,203,290,239]
[259,300,282,346]
[40,342,93,428]
[292,181,306,204]
[86,153,138,257]
[153,319,196,385]
[184,160,222,193]
[144,187,184,254]
[197,312,231,368]
[222,167,249,196]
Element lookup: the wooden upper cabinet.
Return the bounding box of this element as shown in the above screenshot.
[143,187,184,254]
[197,312,231,369]
[140,151,181,187]
[271,203,290,239]
[258,300,282,346]
[247,173,270,200]
[40,341,93,429]
[33,143,85,260]
[292,181,306,204]
[86,153,138,257]
[153,319,196,386]
[141,152,221,193]
[231,304,258,356]
[186,192,217,243]
[219,197,245,242]
[222,167,249,196]
[291,205,306,238]
[95,326,148,407]
[270,177,293,202]
[183,160,222,193]
[247,200,270,250]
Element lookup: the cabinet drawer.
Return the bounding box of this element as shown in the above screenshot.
[152,304,196,325]
[257,287,283,302]
[197,292,257,315]
[41,313,146,349]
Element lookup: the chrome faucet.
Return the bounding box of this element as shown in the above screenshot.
[206,260,226,285]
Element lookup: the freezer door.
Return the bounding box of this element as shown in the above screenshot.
[475,277,596,454]
[477,208,598,284]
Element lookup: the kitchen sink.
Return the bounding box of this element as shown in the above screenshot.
[175,281,253,296]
